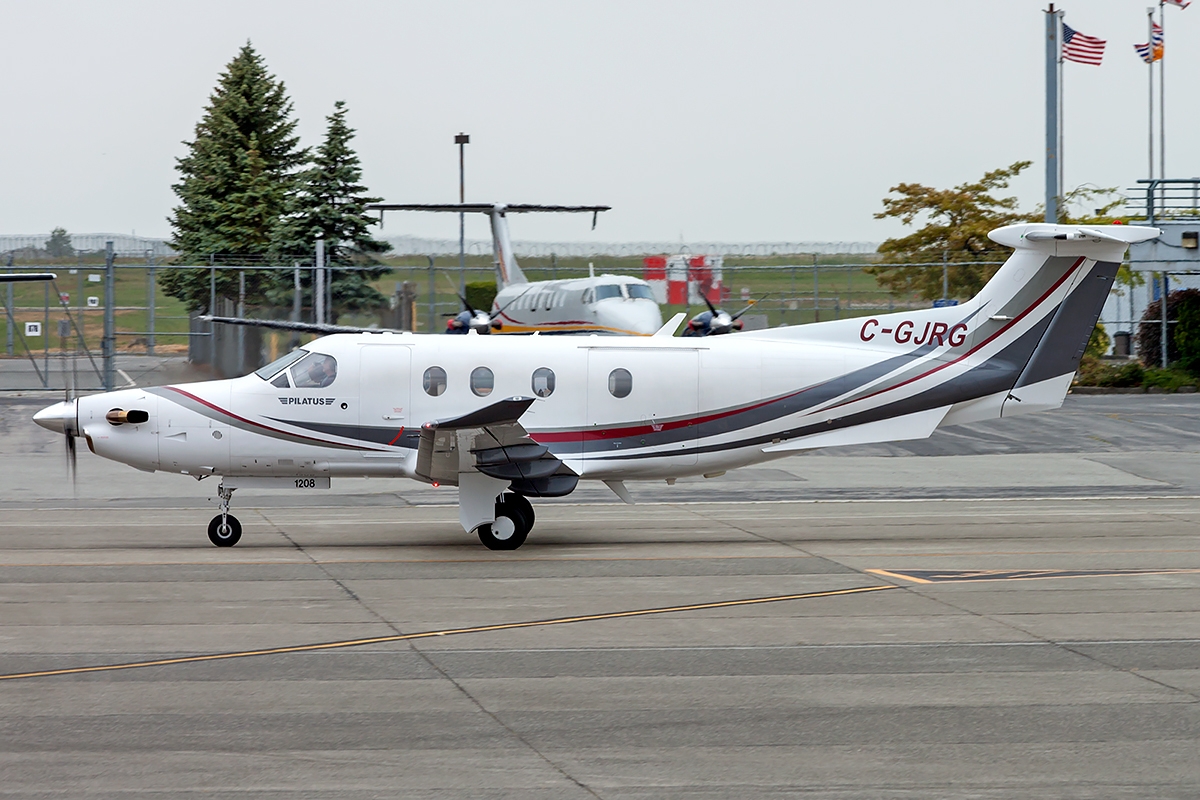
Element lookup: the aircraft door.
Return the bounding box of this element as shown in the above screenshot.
[585,348,699,468]
[359,344,411,449]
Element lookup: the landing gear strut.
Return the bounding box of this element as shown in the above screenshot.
[208,484,242,547]
[476,492,535,551]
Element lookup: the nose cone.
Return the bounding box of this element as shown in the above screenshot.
[34,400,75,435]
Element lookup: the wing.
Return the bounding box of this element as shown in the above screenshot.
[416,396,578,496]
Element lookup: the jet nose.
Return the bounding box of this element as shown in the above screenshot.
[34,400,76,435]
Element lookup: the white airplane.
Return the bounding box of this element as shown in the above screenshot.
[371,203,664,336]
[32,223,1157,550]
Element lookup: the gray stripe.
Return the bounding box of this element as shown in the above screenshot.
[266,417,419,449]
[147,387,368,451]
[595,315,1052,462]
[1014,261,1118,388]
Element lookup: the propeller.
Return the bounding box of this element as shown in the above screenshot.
[442,278,532,334]
[62,321,78,494]
[683,294,768,336]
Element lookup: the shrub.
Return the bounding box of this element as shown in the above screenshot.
[1085,322,1110,359]
[1075,355,1144,387]
[1137,288,1200,369]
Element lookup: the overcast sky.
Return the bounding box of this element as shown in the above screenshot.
[2,1,1196,246]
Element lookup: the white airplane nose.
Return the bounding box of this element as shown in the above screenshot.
[33,400,75,435]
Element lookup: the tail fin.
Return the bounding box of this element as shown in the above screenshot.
[981,224,1158,417]
[365,202,610,290]
[489,207,527,287]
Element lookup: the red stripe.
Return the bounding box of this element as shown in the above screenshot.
[531,384,815,444]
[823,257,1085,411]
[163,387,374,451]
[387,427,406,446]
[533,257,1085,444]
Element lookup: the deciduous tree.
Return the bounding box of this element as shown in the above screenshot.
[868,161,1036,300]
[44,228,74,259]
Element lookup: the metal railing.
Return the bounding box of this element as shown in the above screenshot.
[1127,178,1200,222]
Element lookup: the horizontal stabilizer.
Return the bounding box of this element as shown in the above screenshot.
[989,224,1159,258]
[368,203,610,215]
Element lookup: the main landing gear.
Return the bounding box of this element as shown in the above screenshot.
[476,492,535,551]
[208,484,241,547]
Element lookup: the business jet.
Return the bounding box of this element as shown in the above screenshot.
[32,223,1157,550]
[370,203,664,336]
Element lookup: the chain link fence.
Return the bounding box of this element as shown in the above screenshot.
[7,255,1154,391]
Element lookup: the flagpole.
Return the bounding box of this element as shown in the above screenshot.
[1159,0,1166,182]
[1057,9,1065,206]
[1147,7,1155,181]
[1045,4,1059,223]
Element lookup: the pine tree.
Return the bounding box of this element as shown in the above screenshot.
[270,101,391,322]
[162,43,306,310]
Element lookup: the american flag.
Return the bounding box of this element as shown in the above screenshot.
[1134,22,1164,63]
[1063,24,1106,65]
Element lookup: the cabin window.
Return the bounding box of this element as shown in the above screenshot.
[470,366,494,397]
[254,348,306,380]
[290,353,337,388]
[608,368,632,398]
[423,366,447,397]
[582,288,594,304]
[594,284,622,302]
[531,367,555,398]
[627,284,655,301]
[270,372,290,389]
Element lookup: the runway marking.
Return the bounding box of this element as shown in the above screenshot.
[867,567,1200,584]
[0,584,896,682]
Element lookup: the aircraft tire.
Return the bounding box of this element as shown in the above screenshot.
[476,511,529,551]
[208,514,242,547]
[504,492,535,530]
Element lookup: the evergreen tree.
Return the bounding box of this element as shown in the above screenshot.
[270,101,391,322]
[162,43,306,310]
[45,228,74,259]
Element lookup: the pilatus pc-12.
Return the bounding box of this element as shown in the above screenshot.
[33,224,1157,550]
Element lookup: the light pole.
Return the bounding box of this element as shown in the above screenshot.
[456,133,469,295]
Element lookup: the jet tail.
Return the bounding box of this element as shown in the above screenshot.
[971,224,1157,416]
[366,203,610,289]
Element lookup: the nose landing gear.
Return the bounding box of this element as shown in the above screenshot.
[208,484,242,547]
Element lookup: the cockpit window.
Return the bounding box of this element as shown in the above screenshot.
[593,284,623,302]
[254,348,307,380]
[626,284,655,300]
[291,353,338,388]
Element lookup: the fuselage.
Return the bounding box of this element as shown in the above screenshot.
[60,290,1031,487]
[491,275,663,336]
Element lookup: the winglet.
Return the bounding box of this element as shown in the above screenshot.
[654,312,687,337]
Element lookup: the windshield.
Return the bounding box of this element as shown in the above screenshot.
[254,348,307,380]
[626,284,655,301]
[290,353,338,388]
[593,284,623,302]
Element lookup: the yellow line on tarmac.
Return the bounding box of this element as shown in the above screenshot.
[865,568,933,584]
[0,585,897,682]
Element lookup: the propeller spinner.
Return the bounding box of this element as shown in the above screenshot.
[682,295,766,337]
